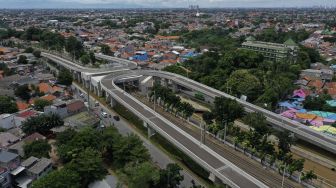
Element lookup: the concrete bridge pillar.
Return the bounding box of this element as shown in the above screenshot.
[77,73,81,83]
[144,122,156,138]
[110,97,117,108]
[140,84,148,95]
[95,86,102,97]
[172,83,178,93]
[209,173,223,184]
[106,93,111,102]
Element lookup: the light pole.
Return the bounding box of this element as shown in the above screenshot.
[87,76,91,114]
[200,120,205,145]
[281,164,287,188]
[153,90,156,112]
[224,120,227,142]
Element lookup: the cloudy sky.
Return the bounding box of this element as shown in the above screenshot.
[0,0,335,8]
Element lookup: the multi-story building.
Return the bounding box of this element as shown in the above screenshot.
[241,36,298,62]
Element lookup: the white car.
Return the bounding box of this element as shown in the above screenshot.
[101,112,108,118]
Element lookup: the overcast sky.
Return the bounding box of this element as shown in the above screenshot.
[0,0,335,8]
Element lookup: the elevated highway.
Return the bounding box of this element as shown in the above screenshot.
[42,52,335,187]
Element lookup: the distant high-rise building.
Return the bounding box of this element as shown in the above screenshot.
[189,5,199,10]
[241,36,298,62]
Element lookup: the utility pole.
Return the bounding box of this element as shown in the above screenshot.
[153,90,156,112]
[281,164,287,188]
[87,76,91,114]
[200,121,205,145]
[224,120,227,142]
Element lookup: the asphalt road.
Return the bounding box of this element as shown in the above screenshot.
[72,83,201,188]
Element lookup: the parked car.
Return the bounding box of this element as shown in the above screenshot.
[113,116,120,121]
[101,112,108,118]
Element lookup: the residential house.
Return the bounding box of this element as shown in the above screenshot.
[0,150,20,171]
[66,100,85,116]
[0,114,24,130]
[9,133,46,157]
[44,99,85,118]
[0,133,19,148]
[44,102,68,118]
[21,157,52,180]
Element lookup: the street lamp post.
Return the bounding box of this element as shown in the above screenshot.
[281,164,287,188]
[87,76,91,114]
[224,120,227,142]
[153,90,156,112]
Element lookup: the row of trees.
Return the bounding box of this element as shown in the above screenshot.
[1,27,87,61]
[32,127,184,188]
[22,113,64,135]
[199,97,315,181]
[149,83,195,119]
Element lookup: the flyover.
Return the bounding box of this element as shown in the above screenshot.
[101,71,303,188]
[42,52,335,187]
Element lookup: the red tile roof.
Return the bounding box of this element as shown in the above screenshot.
[16,102,29,111]
[40,95,56,102]
[67,100,85,113]
[39,83,52,93]
[18,110,38,118]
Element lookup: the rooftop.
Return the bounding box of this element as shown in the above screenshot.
[0,150,18,163]
[21,156,39,168]
[27,157,51,175]
[0,132,19,147]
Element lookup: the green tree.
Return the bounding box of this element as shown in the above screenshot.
[213,97,244,123]
[100,44,111,55]
[23,140,51,158]
[243,112,270,138]
[65,36,83,59]
[122,162,159,188]
[287,159,305,175]
[14,84,31,101]
[55,128,77,146]
[24,47,34,53]
[17,55,28,64]
[31,168,81,188]
[67,148,107,187]
[301,170,317,182]
[101,127,121,160]
[22,113,64,135]
[34,99,52,111]
[276,131,295,161]
[80,54,90,65]
[113,134,151,168]
[33,50,41,58]
[0,95,18,114]
[202,111,214,125]
[227,69,262,101]
[89,51,96,64]
[0,62,12,76]
[57,127,103,163]
[157,163,184,188]
[57,68,73,86]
